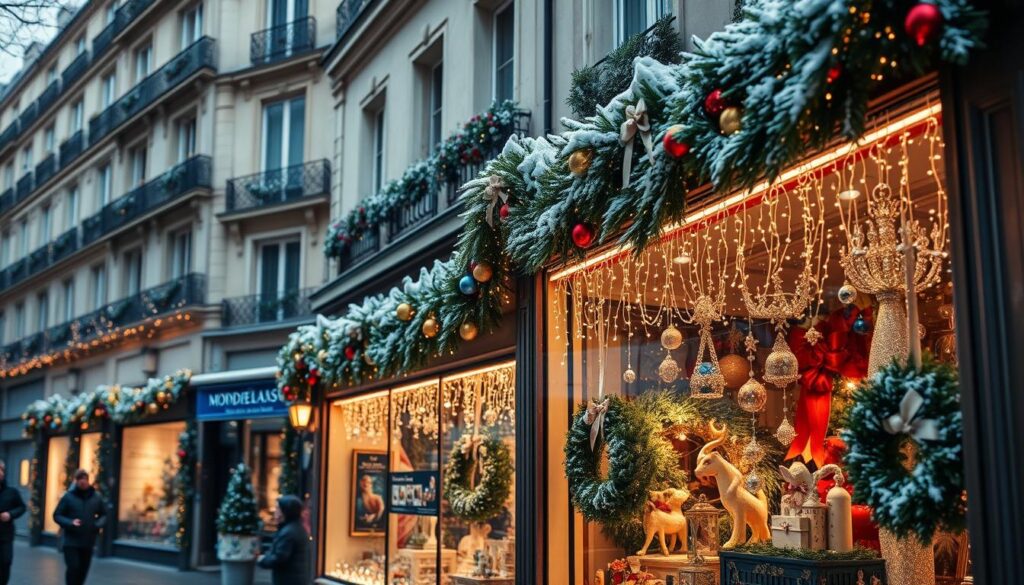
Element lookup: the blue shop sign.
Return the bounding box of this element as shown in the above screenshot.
[195,379,287,421]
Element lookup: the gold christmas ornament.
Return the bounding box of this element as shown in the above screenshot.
[568,149,594,175]
[764,334,800,388]
[660,325,684,350]
[775,416,796,446]
[396,302,415,322]
[76,405,86,416]
[719,107,742,135]
[658,354,680,383]
[317,349,328,363]
[622,368,637,384]
[421,317,440,338]
[472,262,494,283]
[737,377,768,413]
[156,391,167,404]
[459,322,479,341]
[147,402,160,415]
[719,354,750,389]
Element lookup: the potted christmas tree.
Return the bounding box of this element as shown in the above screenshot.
[216,463,261,585]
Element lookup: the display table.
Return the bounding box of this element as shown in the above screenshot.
[719,551,887,585]
[450,576,514,585]
[633,555,720,585]
[394,547,457,585]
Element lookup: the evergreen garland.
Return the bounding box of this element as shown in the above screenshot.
[63,433,81,489]
[733,542,881,561]
[841,356,964,543]
[443,435,513,523]
[28,440,44,533]
[279,423,301,497]
[216,463,261,535]
[95,431,114,498]
[567,16,684,120]
[175,420,197,551]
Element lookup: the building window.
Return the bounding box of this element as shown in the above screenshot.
[118,421,187,546]
[43,125,55,153]
[129,145,147,186]
[430,61,443,148]
[3,162,13,189]
[0,231,9,267]
[70,99,84,133]
[176,116,197,162]
[97,163,112,207]
[257,238,300,322]
[101,72,117,108]
[75,35,86,55]
[372,106,385,193]
[170,229,191,278]
[21,145,33,174]
[65,185,79,228]
[91,264,107,310]
[43,435,70,534]
[62,278,75,322]
[18,218,29,257]
[39,204,51,243]
[494,2,515,102]
[181,3,203,48]
[134,43,153,81]
[13,302,25,338]
[614,0,670,45]
[46,64,57,85]
[36,291,48,332]
[262,95,305,171]
[123,248,143,296]
[105,1,117,25]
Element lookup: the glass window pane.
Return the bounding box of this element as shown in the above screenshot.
[43,436,71,534]
[619,0,647,42]
[288,96,305,167]
[118,421,187,546]
[495,4,514,101]
[284,240,300,292]
[263,102,284,170]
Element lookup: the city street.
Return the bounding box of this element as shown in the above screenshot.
[9,541,272,585]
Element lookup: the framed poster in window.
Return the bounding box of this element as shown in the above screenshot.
[350,450,387,536]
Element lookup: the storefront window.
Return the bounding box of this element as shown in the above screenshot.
[118,421,186,546]
[250,424,284,531]
[544,100,960,583]
[43,435,70,534]
[79,432,101,482]
[322,361,516,584]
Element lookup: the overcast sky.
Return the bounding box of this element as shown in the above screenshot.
[0,3,77,86]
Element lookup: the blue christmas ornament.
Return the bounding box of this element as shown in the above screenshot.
[458,274,479,296]
[852,312,871,335]
[697,362,716,376]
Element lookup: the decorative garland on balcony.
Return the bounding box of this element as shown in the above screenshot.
[291,0,984,395]
[323,100,522,261]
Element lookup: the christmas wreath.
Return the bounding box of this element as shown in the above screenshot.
[564,395,671,523]
[841,356,965,543]
[444,435,513,523]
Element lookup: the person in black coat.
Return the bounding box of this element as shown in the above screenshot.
[257,495,309,585]
[0,460,26,585]
[53,469,107,585]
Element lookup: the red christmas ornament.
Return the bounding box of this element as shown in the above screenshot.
[307,377,318,388]
[309,367,319,377]
[704,88,727,117]
[177,449,187,459]
[295,359,305,370]
[498,203,510,219]
[571,223,595,249]
[662,125,690,158]
[344,346,357,360]
[826,64,842,83]
[905,2,943,47]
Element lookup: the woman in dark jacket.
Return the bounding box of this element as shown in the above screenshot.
[257,495,309,585]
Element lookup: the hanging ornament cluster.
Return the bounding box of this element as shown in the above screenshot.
[688,295,725,399]
[704,88,742,135]
[391,381,440,440]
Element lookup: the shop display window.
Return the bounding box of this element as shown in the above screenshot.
[544,100,964,583]
[79,432,101,483]
[117,421,186,546]
[323,361,516,585]
[250,424,284,531]
[43,435,70,534]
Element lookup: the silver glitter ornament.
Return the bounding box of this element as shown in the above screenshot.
[838,284,857,305]
[745,471,763,493]
[737,377,768,413]
[622,368,637,383]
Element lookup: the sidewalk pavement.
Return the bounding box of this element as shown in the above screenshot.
[10,540,274,585]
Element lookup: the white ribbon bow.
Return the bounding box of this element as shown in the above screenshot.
[619,99,653,188]
[883,389,940,442]
[461,435,487,488]
[584,398,610,451]
[482,175,508,228]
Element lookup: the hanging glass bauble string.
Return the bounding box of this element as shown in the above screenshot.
[661,325,684,350]
[742,436,765,464]
[744,471,763,493]
[658,354,680,383]
[622,368,637,383]
[764,333,800,388]
[737,377,767,413]
[775,416,796,446]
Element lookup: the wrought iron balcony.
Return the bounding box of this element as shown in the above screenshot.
[59,131,85,170]
[0,273,206,366]
[92,22,116,58]
[35,154,56,186]
[388,189,437,241]
[222,287,315,328]
[15,173,33,202]
[251,16,317,65]
[89,37,217,148]
[3,228,79,290]
[36,81,60,114]
[113,0,156,31]
[337,228,380,271]
[81,155,211,246]
[0,122,17,152]
[61,50,90,88]
[226,159,330,213]
[3,258,26,286]
[0,188,13,215]
[337,0,373,40]
[18,101,39,131]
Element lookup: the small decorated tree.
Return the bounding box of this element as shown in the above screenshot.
[216,463,261,584]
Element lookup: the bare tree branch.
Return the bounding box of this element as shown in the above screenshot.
[0,1,74,64]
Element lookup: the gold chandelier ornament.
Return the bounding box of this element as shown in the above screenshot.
[688,295,725,399]
[838,116,947,376]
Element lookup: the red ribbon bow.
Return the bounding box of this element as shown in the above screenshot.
[786,306,871,465]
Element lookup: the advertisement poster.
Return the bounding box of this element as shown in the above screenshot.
[350,451,388,536]
[389,470,439,516]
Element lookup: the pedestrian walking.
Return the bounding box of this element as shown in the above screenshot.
[53,469,106,585]
[257,495,309,585]
[0,461,26,585]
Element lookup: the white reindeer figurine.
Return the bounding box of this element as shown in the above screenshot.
[693,421,770,549]
[636,487,691,556]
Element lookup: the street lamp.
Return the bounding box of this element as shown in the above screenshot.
[288,399,313,432]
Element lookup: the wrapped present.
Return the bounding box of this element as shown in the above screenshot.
[770,516,812,549]
[800,500,828,551]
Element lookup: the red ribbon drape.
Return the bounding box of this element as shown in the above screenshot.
[786,306,871,465]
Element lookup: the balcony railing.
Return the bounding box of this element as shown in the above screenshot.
[388,189,437,240]
[113,0,156,32]
[336,0,372,40]
[18,102,39,130]
[251,16,317,65]
[89,37,217,148]
[35,154,56,186]
[59,131,85,169]
[0,188,12,215]
[337,229,380,269]
[0,122,17,152]
[61,50,90,88]
[0,273,206,365]
[92,22,116,58]
[2,228,79,290]
[37,81,60,114]
[82,155,212,246]
[15,173,33,202]
[226,159,330,213]
[222,287,315,327]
